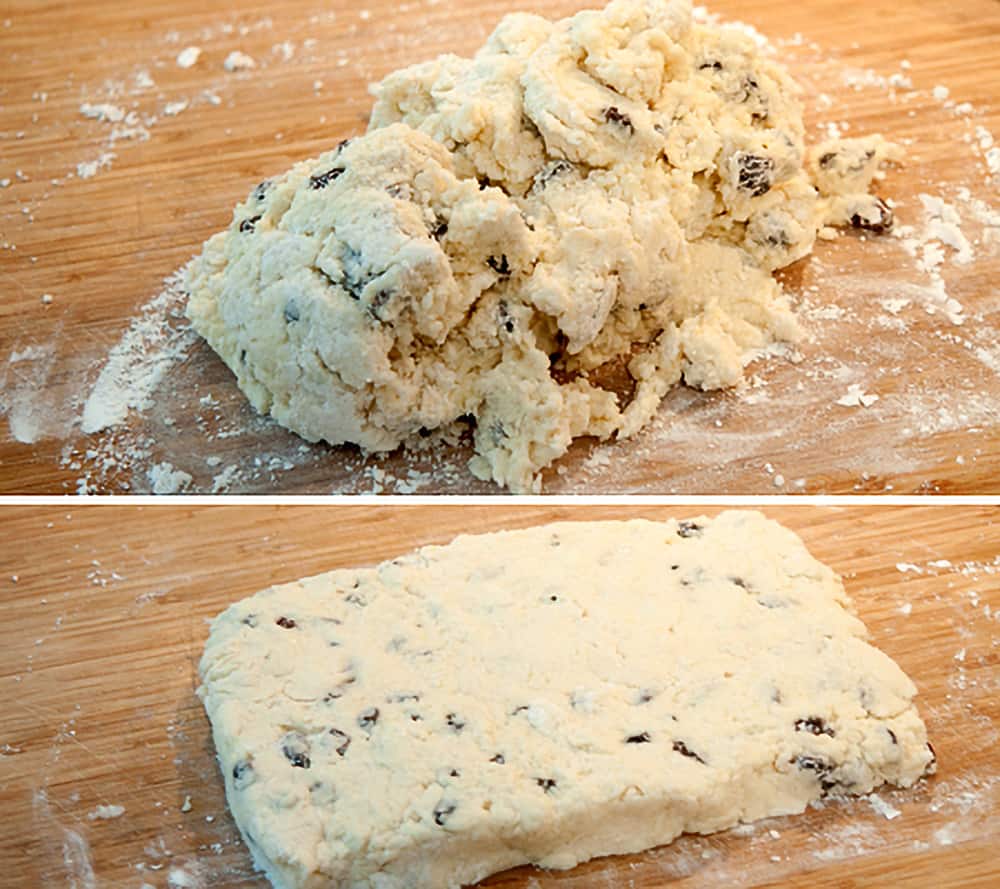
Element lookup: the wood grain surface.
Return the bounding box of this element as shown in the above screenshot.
[0,0,998,494]
[0,504,998,887]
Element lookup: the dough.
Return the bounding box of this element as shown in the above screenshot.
[186,0,900,491]
[199,511,935,889]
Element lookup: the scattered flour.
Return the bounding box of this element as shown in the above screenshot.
[867,794,901,821]
[1,338,60,443]
[890,193,977,325]
[79,102,126,123]
[80,268,197,434]
[879,297,911,315]
[76,152,117,180]
[62,829,96,889]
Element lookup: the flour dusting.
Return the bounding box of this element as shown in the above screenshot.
[80,269,196,434]
[62,829,97,889]
[1,337,59,443]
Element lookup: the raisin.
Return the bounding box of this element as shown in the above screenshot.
[323,676,356,702]
[603,106,634,132]
[490,753,505,764]
[672,740,705,764]
[449,768,460,778]
[535,778,557,792]
[498,301,515,334]
[329,728,351,757]
[795,717,835,737]
[282,734,311,769]
[850,198,893,233]
[275,616,297,629]
[487,255,511,278]
[446,713,466,732]
[366,289,392,322]
[241,613,258,628]
[887,728,898,745]
[338,246,375,301]
[756,597,787,609]
[232,760,253,788]
[238,214,262,233]
[676,521,703,539]
[433,801,456,826]
[795,754,830,774]
[358,707,379,732]
[530,159,574,193]
[794,754,838,792]
[283,300,300,323]
[309,167,344,189]
[626,732,651,744]
[736,153,774,197]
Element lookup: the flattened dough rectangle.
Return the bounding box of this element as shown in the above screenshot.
[198,511,934,888]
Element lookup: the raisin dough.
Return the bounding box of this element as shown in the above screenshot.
[186,0,899,491]
[199,511,934,889]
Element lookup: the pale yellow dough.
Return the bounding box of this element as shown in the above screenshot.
[199,512,934,889]
[186,0,900,491]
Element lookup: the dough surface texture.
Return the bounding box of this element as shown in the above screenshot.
[199,511,934,889]
[186,0,899,491]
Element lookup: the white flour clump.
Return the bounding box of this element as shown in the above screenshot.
[147,461,193,494]
[186,0,902,492]
[223,51,256,71]
[176,46,202,68]
[87,804,125,820]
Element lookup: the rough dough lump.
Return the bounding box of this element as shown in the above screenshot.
[199,511,935,889]
[186,0,900,491]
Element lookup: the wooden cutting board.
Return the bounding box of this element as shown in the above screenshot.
[1,0,998,494]
[0,505,998,887]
